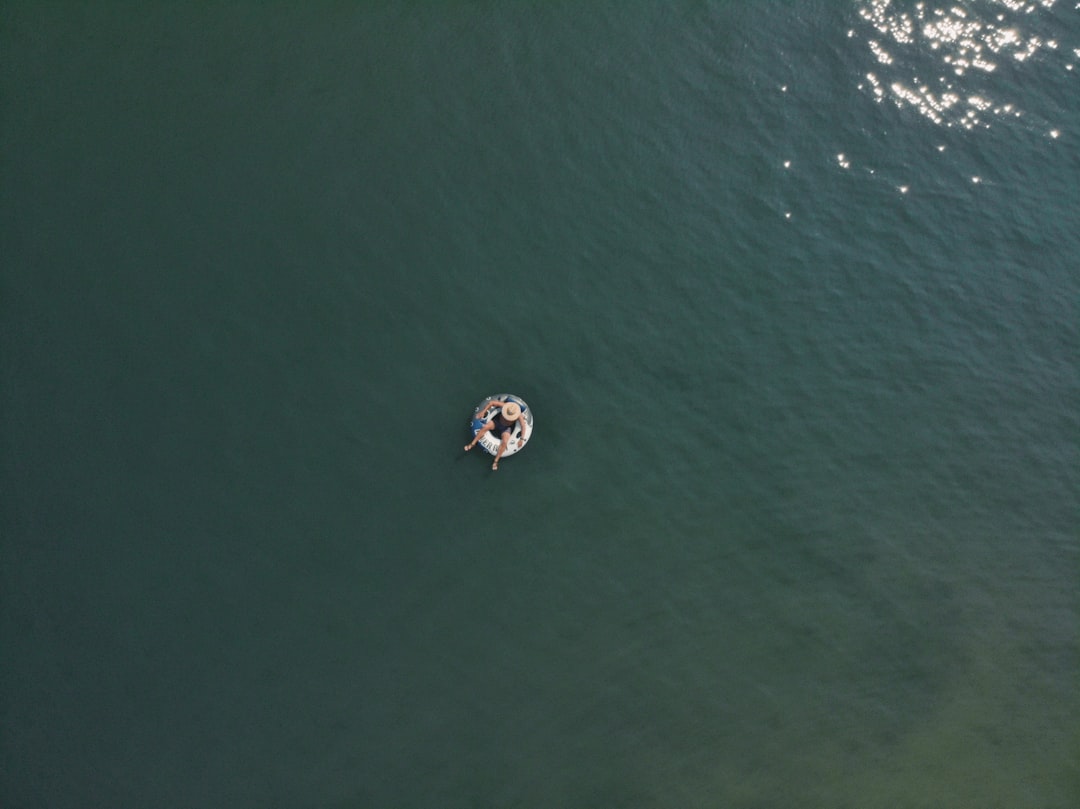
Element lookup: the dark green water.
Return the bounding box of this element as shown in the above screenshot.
[3,3,1078,807]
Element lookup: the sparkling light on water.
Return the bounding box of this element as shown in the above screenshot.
[854,0,1073,130]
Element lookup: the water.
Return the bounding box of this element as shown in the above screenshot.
[3,3,1078,807]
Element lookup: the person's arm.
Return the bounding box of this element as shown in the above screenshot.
[479,399,505,420]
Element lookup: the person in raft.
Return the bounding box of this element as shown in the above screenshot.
[464,399,525,470]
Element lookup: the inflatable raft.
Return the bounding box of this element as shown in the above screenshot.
[469,394,533,458]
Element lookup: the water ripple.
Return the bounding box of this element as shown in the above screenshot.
[853,0,1077,132]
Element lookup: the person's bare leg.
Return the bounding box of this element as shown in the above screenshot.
[465,422,494,451]
[492,433,510,470]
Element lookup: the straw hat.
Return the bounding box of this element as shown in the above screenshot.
[501,401,521,421]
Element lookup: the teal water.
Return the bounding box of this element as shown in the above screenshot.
[3,3,1078,807]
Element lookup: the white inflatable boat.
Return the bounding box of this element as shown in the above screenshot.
[469,394,533,458]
